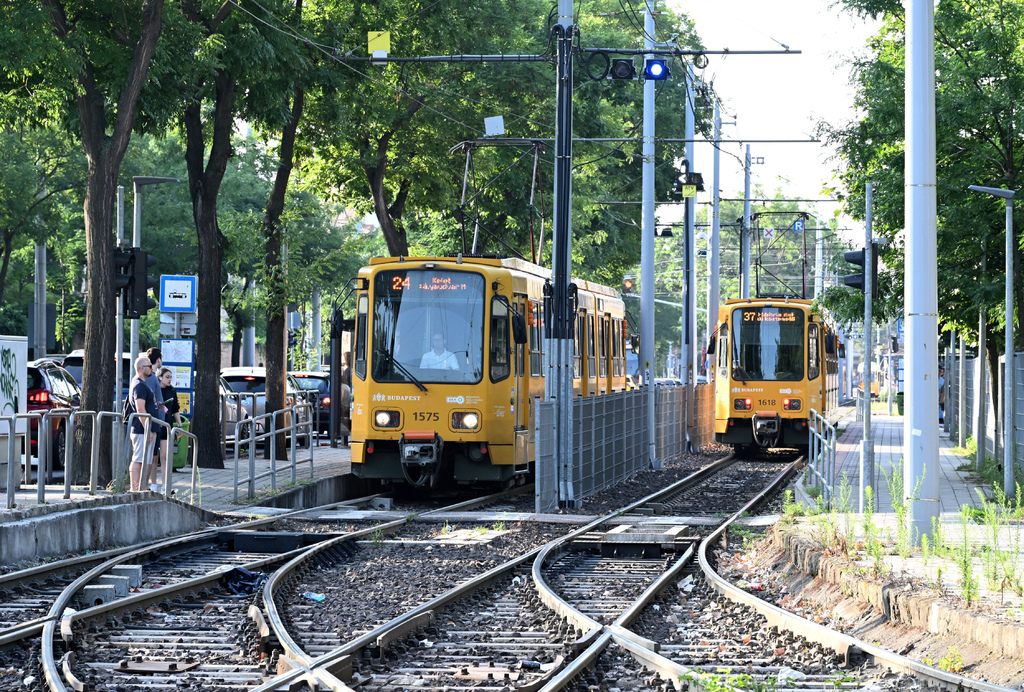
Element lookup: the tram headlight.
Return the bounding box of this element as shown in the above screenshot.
[374,410,401,428]
[451,411,481,430]
[734,398,752,411]
[783,398,802,411]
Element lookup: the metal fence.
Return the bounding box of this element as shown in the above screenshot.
[535,382,718,513]
[807,409,837,507]
[949,352,1024,477]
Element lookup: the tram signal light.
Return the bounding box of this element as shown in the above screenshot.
[113,247,132,305]
[288,329,298,349]
[622,277,635,294]
[842,247,878,299]
[644,59,671,80]
[609,59,637,80]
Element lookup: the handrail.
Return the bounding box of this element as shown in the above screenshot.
[231,402,315,502]
[808,408,836,508]
[173,426,200,501]
[39,409,73,500]
[2,416,16,509]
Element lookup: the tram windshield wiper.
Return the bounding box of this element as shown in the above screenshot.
[376,345,428,392]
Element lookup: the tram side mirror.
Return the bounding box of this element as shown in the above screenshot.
[838,343,846,359]
[706,335,716,355]
[630,334,640,354]
[824,333,836,355]
[512,313,527,345]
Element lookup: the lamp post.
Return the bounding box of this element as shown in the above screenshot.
[130,176,179,360]
[968,184,1015,498]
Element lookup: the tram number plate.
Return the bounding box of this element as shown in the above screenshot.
[758,399,776,407]
[412,412,439,422]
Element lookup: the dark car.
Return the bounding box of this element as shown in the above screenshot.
[289,371,350,440]
[27,360,82,468]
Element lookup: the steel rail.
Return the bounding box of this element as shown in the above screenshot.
[28,493,389,690]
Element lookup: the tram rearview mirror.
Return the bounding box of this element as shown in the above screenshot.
[706,335,716,355]
[512,313,527,345]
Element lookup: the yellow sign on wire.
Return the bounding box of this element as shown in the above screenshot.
[368,31,390,54]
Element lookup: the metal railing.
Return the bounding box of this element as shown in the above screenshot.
[231,402,315,503]
[808,408,837,508]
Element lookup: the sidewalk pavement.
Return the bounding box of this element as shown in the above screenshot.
[807,406,987,517]
[1,441,352,519]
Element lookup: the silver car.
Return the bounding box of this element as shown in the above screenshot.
[219,367,311,439]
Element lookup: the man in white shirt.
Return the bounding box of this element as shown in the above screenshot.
[420,333,459,370]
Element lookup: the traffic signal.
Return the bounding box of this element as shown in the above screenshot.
[126,247,157,318]
[609,59,637,80]
[644,59,671,80]
[622,277,635,294]
[113,247,132,305]
[288,329,298,349]
[842,247,878,299]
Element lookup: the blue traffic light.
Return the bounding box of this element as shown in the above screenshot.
[644,59,671,80]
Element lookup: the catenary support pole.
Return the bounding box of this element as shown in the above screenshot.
[904,0,941,543]
[741,146,751,299]
[640,3,659,467]
[860,183,874,513]
[547,0,577,504]
[684,63,697,454]
[708,100,721,351]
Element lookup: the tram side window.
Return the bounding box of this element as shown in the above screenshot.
[490,297,511,382]
[599,317,608,377]
[588,314,596,379]
[573,313,583,378]
[354,293,368,380]
[808,323,820,380]
[612,318,621,376]
[717,323,729,379]
[515,299,526,377]
[529,300,542,376]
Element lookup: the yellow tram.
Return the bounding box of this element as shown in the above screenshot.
[349,256,629,486]
[709,297,840,453]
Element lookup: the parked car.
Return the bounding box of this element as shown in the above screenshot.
[27,359,82,468]
[219,368,311,438]
[62,349,135,399]
[219,377,251,441]
[290,370,351,440]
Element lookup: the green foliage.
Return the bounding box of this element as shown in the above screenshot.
[829,0,1024,349]
[954,506,979,606]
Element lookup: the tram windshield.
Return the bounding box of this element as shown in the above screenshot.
[731,306,804,381]
[372,269,485,384]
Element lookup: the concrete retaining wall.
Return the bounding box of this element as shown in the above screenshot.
[773,526,1024,661]
[252,474,370,510]
[0,498,205,565]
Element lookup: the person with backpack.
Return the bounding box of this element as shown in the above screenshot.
[127,355,158,492]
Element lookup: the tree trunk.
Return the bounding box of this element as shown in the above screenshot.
[41,0,164,486]
[264,84,305,461]
[0,230,13,307]
[184,70,236,470]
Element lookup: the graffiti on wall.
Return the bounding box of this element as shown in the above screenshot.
[0,346,15,416]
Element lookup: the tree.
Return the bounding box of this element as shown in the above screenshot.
[827,0,1024,422]
[0,0,166,485]
[303,0,700,280]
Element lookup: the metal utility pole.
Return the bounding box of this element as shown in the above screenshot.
[683,62,697,454]
[860,182,874,512]
[639,3,658,468]
[311,287,322,370]
[904,0,940,543]
[547,0,577,503]
[741,146,752,299]
[707,100,722,357]
[33,244,46,360]
[130,176,178,359]
[114,186,125,476]
[814,219,824,298]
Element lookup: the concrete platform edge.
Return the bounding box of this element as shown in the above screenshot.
[771,525,1024,661]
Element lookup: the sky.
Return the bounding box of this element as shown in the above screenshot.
[666,0,882,235]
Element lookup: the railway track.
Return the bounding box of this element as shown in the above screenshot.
[5,456,1017,692]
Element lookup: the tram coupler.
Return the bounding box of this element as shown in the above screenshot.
[399,430,444,475]
[751,411,781,447]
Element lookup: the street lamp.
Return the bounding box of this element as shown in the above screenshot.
[968,184,1015,498]
[130,176,179,360]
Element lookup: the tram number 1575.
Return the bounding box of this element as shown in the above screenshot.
[412,412,440,422]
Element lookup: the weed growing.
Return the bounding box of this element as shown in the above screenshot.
[954,506,979,606]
